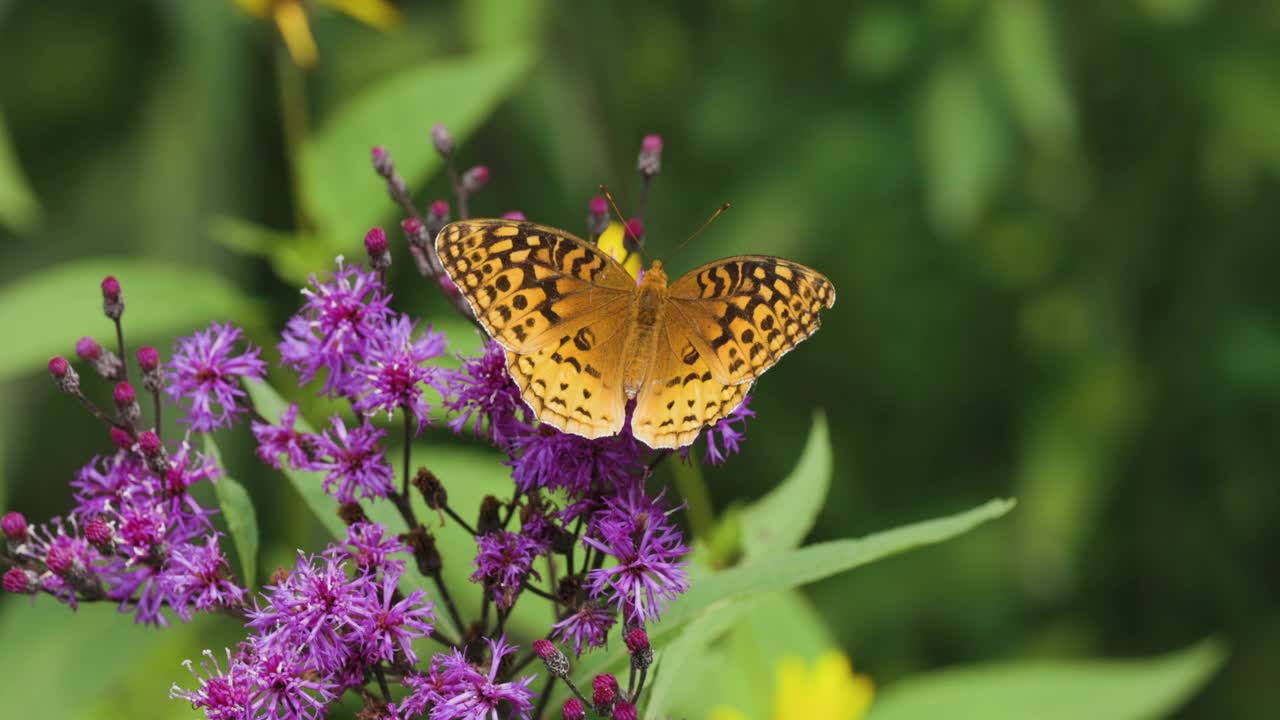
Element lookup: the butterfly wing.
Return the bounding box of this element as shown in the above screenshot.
[436,219,636,353]
[665,255,835,386]
[436,219,638,439]
[631,319,752,449]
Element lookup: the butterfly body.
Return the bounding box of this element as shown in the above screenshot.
[436,219,834,449]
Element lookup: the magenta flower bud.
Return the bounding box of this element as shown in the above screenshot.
[588,195,610,237]
[138,430,162,456]
[591,673,618,711]
[75,337,102,361]
[364,227,388,255]
[48,356,70,378]
[614,702,637,720]
[113,381,136,407]
[48,356,81,394]
[2,567,34,594]
[625,627,653,670]
[1,511,28,541]
[429,199,449,220]
[533,639,570,677]
[561,699,586,720]
[462,164,490,193]
[101,275,124,320]
[371,145,393,177]
[400,216,427,247]
[624,218,645,243]
[637,133,663,177]
[136,346,160,372]
[590,195,609,216]
[110,426,134,450]
[431,123,454,156]
[45,543,74,575]
[502,210,526,221]
[85,516,114,548]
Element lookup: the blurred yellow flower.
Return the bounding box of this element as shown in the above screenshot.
[710,652,874,720]
[235,0,402,68]
[596,220,644,279]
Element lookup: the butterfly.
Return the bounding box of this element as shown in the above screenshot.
[435,219,835,449]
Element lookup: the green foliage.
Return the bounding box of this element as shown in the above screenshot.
[203,434,260,588]
[738,411,832,559]
[0,111,40,232]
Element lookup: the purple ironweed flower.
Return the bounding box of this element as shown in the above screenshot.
[162,534,247,621]
[354,314,449,433]
[104,556,170,626]
[72,452,147,521]
[430,636,535,720]
[340,520,409,575]
[165,322,267,432]
[170,648,254,720]
[444,340,526,446]
[392,668,441,720]
[583,486,690,624]
[470,531,544,610]
[350,570,434,665]
[309,416,395,504]
[701,395,754,465]
[249,645,338,720]
[251,402,310,470]
[551,602,617,657]
[509,424,643,497]
[279,257,392,396]
[18,517,100,609]
[248,552,371,675]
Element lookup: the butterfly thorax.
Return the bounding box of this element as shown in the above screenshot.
[622,261,670,397]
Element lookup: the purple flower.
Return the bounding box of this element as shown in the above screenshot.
[340,521,409,575]
[170,649,254,720]
[309,416,395,504]
[248,646,338,720]
[72,451,148,521]
[166,322,267,432]
[18,517,100,610]
[444,340,526,446]
[252,403,310,470]
[430,636,536,720]
[550,602,617,656]
[350,570,434,665]
[354,314,449,433]
[509,425,643,497]
[702,394,754,465]
[470,531,543,610]
[162,534,247,621]
[279,258,391,396]
[583,486,689,624]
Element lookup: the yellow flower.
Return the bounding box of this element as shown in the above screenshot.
[711,652,874,720]
[595,220,644,279]
[235,0,402,68]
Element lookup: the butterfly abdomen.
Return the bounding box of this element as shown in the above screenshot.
[623,262,670,397]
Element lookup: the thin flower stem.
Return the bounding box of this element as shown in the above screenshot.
[373,666,392,702]
[151,390,162,438]
[634,666,649,699]
[481,593,491,629]
[500,490,522,530]
[441,504,478,536]
[670,450,715,541]
[402,411,412,498]
[430,570,466,639]
[113,318,129,382]
[531,675,555,719]
[495,606,508,637]
[446,152,468,220]
[73,389,132,434]
[522,583,558,603]
[546,553,559,620]
[430,627,460,648]
[274,44,313,232]
[634,173,653,221]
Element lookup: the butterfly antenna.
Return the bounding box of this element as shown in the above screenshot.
[599,184,652,264]
[669,202,732,259]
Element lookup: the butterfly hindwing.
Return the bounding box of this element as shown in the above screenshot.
[666,255,835,385]
[436,220,635,353]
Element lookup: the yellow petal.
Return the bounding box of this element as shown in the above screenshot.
[774,652,874,720]
[319,0,403,31]
[710,707,750,720]
[596,221,644,279]
[273,1,319,68]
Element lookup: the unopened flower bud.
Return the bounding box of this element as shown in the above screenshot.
[401,217,428,249]
[110,426,134,450]
[588,195,610,237]
[637,133,663,177]
[413,468,447,510]
[113,381,140,426]
[431,123,454,156]
[371,145,393,177]
[76,337,123,379]
[85,516,114,549]
[48,356,81,394]
[405,526,443,576]
[365,227,391,271]
[592,673,619,713]
[533,639,571,678]
[624,218,645,246]
[101,275,124,321]
[45,543,75,575]
[338,502,368,526]
[625,627,653,670]
[138,430,167,473]
[137,346,163,392]
[502,210,526,221]
[561,699,586,720]
[476,495,502,536]
[1,511,28,541]
[3,567,35,594]
[614,702,637,720]
[462,165,490,193]
[425,200,451,239]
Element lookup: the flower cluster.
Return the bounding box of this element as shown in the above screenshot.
[2,128,758,720]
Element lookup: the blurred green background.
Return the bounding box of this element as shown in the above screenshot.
[0,1,1276,718]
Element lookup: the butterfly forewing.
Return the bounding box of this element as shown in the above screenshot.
[436,220,635,353]
[666,255,835,386]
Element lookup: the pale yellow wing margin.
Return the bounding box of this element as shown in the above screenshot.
[506,314,631,440]
[666,255,835,386]
[435,219,636,353]
[632,318,751,449]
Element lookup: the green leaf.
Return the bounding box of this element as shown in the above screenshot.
[209,216,332,286]
[301,48,534,246]
[869,638,1227,720]
[739,410,832,559]
[0,258,260,383]
[0,110,40,233]
[984,0,1076,148]
[571,498,1017,685]
[203,434,260,588]
[643,598,762,720]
